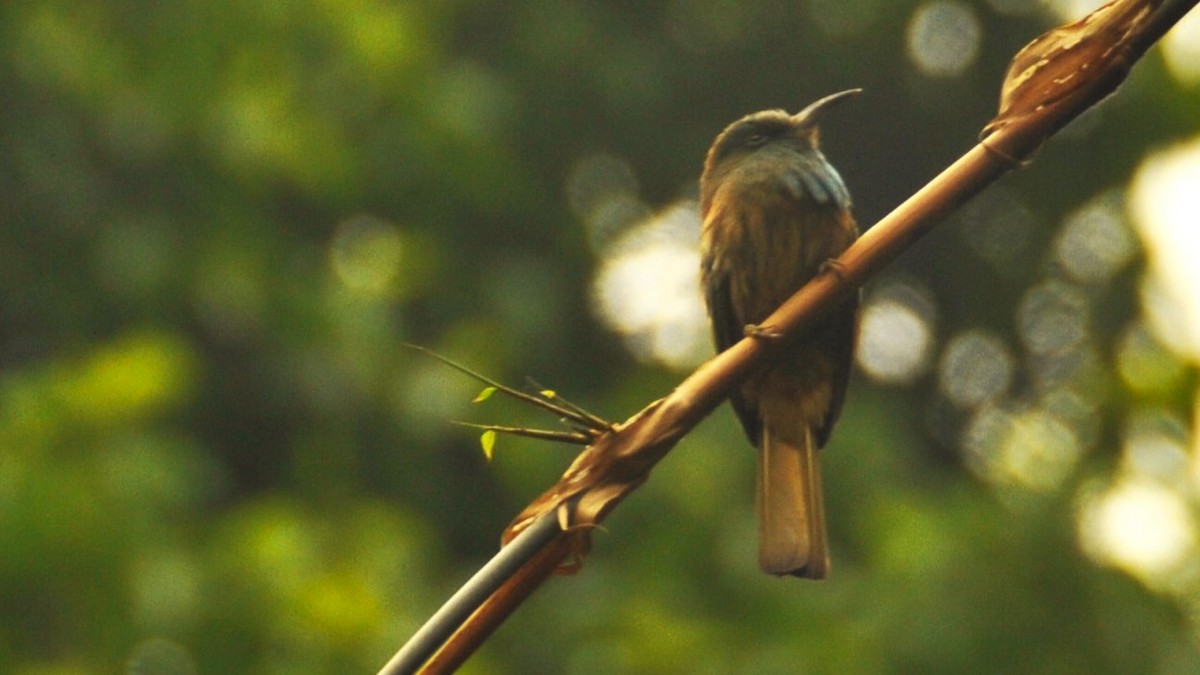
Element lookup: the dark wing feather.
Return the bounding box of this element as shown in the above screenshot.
[703,265,763,446]
[814,288,858,448]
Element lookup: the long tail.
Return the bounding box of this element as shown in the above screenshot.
[757,426,829,578]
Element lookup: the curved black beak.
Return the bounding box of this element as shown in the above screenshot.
[791,88,863,127]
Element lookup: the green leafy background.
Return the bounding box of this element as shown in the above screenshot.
[2,1,1199,673]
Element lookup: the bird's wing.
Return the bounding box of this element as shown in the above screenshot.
[814,288,858,449]
[703,261,763,446]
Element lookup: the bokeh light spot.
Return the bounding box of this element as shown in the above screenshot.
[395,358,478,440]
[60,332,194,425]
[1130,134,1200,361]
[938,329,1014,407]
[906,1,981,77]
[857,282,937,385]
[1016,280,1089,356]
[1160,8,1200,84]
[956,187,1035,276]
[1042,386,1102,453]
[592,204,709,369]
[331,3,426,76]
[964,405,1081,492]
[330,214,404,298]
[1116,321,1188,397]
[1123,410,1191,485]
[1079,479,1197,585]
[1055,190,1137,285]
[565,154,646,250]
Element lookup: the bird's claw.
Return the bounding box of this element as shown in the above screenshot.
[744,323,783,340]
[819,257,848,280]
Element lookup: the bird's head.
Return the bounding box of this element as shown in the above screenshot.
[700,89,860,213]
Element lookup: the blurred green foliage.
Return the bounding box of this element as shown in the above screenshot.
[1,1,1198,673]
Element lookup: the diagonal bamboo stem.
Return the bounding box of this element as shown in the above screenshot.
[376,512,565,675]
[381,1,1198,672]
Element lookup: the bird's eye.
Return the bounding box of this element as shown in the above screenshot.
[745,134,768,148]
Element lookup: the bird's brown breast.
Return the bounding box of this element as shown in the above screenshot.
[702,181,854,324]
[700,177,857,441]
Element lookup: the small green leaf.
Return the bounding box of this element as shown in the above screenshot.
[540,389,557,399]
[480,430,497,461]
[473,386,497,403]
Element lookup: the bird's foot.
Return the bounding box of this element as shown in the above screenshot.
[743,323,783,340]
[819,257,848,280]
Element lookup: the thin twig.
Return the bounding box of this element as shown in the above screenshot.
[404,344,611,432]
[525,377,614,434]
[450,421,593,446]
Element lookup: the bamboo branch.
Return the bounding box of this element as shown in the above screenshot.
[376,512,565,675]
[382,1,1197,672]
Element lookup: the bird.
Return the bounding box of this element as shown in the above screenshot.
[699,90,861,579]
